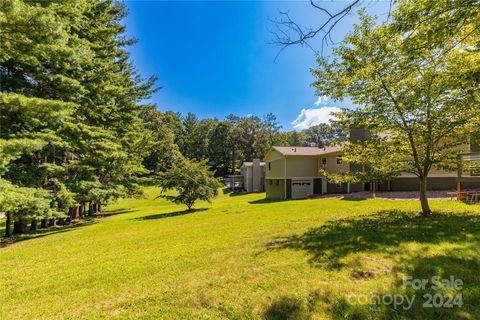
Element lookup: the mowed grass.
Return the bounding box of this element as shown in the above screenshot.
[1,187,480,319]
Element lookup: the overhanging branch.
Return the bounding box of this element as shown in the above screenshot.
[270,0,361,57]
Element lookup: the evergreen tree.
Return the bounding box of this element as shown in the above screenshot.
[0,0,157,234]
[209,121,234,176]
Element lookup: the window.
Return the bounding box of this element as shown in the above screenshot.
[321,158,327,167]
[276,179,279,186]
[269,180,273,186]
[336,155,343,164]
[293,182,311,186]
[268,162,271,170]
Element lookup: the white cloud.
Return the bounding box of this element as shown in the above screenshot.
[291,106,341,130]
[314,95,329,106]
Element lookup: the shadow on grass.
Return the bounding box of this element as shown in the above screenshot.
[340,197,368,201]
[264,295,318,320]
[222,188,233,195]
[249,198,288,204]
[266,210,480,319]
[98,207,139,217]
[0,219,97,248]
[267,210,480,269]
[221,187,254,198]
[134,208,209,221]
[229,191,249,197]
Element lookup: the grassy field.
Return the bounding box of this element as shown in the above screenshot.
[1,187,480,319]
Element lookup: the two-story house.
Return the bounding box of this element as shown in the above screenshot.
[264,143,480,200]
[264,146,353,199]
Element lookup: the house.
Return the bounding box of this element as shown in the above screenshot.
[264,146,350,199]
[240,159,265,192]
[264,141,480,200]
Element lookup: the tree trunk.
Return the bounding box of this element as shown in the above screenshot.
[79,203,83,218]
[88,201,93,216]
[65,208,71,223]
[70,206,78,220]
[41,219,48,228]
[68,207,74,221]
[419,177,432,215]
[30,220,37,231]
[231,148,236,175]
[97,204,102,213]
[49,218,56,227]
[372,182,376,199]
[13,220,27,234]
[5,213,12,237]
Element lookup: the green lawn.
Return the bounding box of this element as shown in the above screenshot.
[1,188,480,319]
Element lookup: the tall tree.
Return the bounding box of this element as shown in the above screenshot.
[181,112,200,158]
[0,0,158,233]
[234,116,270,161]
[209,121,234,176]
[263,113,282,147]
[140,106,181,173]
[304,123,347,147]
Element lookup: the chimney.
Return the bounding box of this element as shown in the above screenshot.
[252,159,261,192]
[350,128,371,141]
[317,140,324,149]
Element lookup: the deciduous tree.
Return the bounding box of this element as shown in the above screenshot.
[157,158,222,211]
[313,5,480,215]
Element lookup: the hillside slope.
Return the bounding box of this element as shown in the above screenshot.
[1,187,479,319]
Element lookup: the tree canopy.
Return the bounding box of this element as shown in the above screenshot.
[0,0,157,235]
[313,1,480,214]
[157,158,222,211]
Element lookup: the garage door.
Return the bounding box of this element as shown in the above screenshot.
[291,180,313,199]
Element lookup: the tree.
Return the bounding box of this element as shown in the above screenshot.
[209,121,234,176]
[189,118,218,161]
[181,112,200,158]
[263,113,282,147]
[157,157,222,211]
[312,6,480,215]
[286,131,308,146]
[140,106,182,173]
[0,0,158,234]
[321,135,404,198]
[234,116,270,161]
[0,180,28,236]
[304,123,347,147]
[270,0,363,55]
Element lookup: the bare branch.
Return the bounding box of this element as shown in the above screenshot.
[270,0,361,56]
[310,0,333,18]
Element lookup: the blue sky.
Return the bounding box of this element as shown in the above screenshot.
[124,1,391,130]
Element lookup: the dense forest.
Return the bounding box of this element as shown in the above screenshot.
[0,0,342,236]
[140,109,346,177]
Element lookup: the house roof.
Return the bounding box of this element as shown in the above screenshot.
[271,146,343,157]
